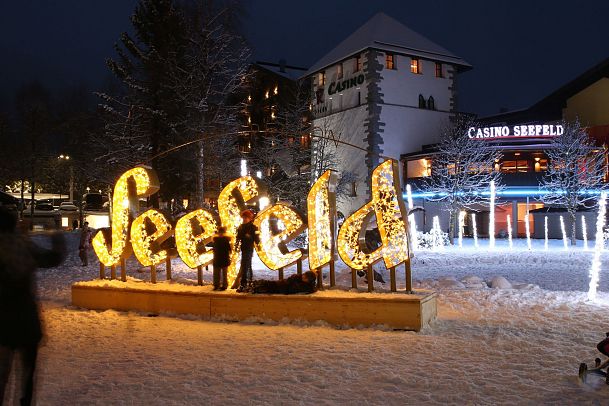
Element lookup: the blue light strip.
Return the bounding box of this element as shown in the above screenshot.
[406,187,605,199]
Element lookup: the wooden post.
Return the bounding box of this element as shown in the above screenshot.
[110,265,116,280]
[390,267,396,292]
[197,265,203,286]
[405,259,412,293]
[165,257,172,281]
[367,264,374,292]
[316,267,323,289]
[278,267,284,281]
[296,259,302,276]
[99,263,105,280]
[150,265,157,284]
[351,268,357,289]
[120,258,127,282]
[329,260,335,287]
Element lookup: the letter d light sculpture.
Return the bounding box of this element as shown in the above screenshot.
[337,159,411,279]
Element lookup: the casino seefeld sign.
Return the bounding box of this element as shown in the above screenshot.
[468,123,564,139]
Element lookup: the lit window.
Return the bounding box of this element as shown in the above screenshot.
[318,71,326,86]
[273,86,278,95]
[410,58,420,74]
[355,54,362,72]
[337,63,343,79]
[406,158,431,178]
[385,53,395,70]
[435,62,443,78]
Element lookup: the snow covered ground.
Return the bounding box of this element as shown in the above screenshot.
[5,232,609,404]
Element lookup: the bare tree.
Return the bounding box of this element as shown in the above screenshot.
[421,116,502,244]
[311,115,358,204]
[167,0,250,208]
[254,80,312,210]
[541,119,606,245]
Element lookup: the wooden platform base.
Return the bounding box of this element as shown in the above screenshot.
[71,281,437,331]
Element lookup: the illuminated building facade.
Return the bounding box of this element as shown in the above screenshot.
[403,56,609,238]
[305,12,471,217]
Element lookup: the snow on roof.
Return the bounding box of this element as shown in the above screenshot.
[254,61,308,81]
[304,12,471,77]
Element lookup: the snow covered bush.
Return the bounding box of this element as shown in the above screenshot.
[416,230,449,249]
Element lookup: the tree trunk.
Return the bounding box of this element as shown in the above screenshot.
[195,141,205,209]
[448,209,456,245]
[570,210,577,246]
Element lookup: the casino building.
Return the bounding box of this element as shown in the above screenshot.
[305,12,471,216]
[402,56,609,238]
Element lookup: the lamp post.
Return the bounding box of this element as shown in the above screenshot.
[58,155,74,202]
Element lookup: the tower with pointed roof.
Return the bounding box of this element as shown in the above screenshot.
[306,12,471,215]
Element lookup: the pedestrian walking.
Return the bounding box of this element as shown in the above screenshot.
[0,207,66,405]
[78,221,92,266]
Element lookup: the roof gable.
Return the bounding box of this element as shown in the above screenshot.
[304,12,470,76]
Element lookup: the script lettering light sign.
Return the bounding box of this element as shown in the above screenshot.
[93,159,410,286]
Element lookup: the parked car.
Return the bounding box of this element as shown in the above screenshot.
[59,201,79,211]
[82,193,108,211]
[34,202,55,212]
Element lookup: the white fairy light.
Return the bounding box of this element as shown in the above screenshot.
[406,184,419,250]
[507,214,513,250]
[472,213,478,248]
[489,180,495,249]
[458,210,465,248]
[544,216,548,251]
[582,215,588,250]
[525,213,531,250]
[559,215,568,250]
[588,192,607,301]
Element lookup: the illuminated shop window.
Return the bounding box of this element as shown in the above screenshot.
[406,158,430,178]
[410,58,420,74]
[385,53,395,70]
[435,62,443,78]
[355,54,362,72]
[337,63,343,79]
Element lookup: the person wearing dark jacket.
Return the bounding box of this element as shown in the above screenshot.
[250,271,318,294]
[235,209,260,292]
[212,226,231,290]
[0,207,66,406]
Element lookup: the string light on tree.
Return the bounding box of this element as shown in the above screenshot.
[560,215,568,250]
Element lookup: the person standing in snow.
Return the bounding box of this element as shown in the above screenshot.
[235,209,259,292]
[78,221,92,266]
[212,226,231,290]
[0,206,66,406]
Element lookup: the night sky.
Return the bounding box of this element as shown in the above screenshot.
[1,0,608,116]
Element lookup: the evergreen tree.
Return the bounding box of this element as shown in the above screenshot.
[97,0,187,206]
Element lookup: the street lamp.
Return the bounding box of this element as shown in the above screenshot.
[58,154,74,202]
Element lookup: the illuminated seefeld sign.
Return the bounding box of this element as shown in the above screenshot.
[92,160,410,287]
[468,124,564,139]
